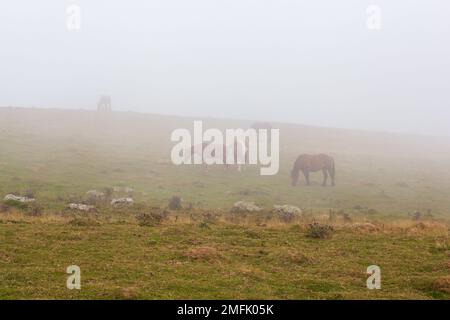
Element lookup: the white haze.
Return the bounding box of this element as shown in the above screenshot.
[0,1,449,136]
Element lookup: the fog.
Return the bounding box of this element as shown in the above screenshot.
[1,1,449,136]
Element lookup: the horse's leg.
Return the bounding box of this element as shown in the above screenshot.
[329,168,335,186]
[303,170,310,186]
[322,168,328,186]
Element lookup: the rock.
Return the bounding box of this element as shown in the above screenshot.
[273,205,302,215]
[273,205,302,223]
[86,190,105,199]
[3,194,35,203]
[111,197,134,206]
[231,201,262,212]
[68,203,95,212]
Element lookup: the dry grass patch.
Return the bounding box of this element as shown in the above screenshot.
[282,251,314,266]
[184,246,220,261]
[432,276,450,294]
[112,287,140,300]
[406,221,449,236]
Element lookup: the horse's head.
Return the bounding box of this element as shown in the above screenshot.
[290,168,299,186]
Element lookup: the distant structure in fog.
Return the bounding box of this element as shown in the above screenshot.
[97,95,112,112]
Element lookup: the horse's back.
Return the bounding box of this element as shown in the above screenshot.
[297,153,333,171]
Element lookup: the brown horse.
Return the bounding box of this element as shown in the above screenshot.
[291,154,335,186]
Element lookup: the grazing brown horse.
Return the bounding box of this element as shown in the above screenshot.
[291,154,335,186]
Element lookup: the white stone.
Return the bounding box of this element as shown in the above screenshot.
[111,197,134,206]
[273,205,302,216]
[3,194,35,203]
[86,190,105,199]
[68,203,95,212]
[232,201,262,212]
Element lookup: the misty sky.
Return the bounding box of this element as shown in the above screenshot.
[0,1,449,136]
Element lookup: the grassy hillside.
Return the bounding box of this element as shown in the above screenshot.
[1,107,450,217]
[1,107,450,299]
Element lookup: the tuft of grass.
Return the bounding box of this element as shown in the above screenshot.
[136,209,169,227]
[432,276,450,294]
[306,222,335,239]
[168,196,182,210]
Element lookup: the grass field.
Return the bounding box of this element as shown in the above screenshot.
[1,107,450,299]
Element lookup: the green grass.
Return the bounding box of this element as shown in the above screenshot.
[0,216,449,299]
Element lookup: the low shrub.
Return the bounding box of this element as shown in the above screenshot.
[26,203,43,216]
[168,196,182,210]
[306,222,334,239]
[136,208,169,227]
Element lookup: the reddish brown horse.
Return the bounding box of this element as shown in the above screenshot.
[291,154,335,186]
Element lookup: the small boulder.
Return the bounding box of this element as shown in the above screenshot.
[273,205,302,223]
[111,197,134,207]
[273,205,302,215]
[231,201,262,213]
[3,194,35,203]
[68,203,95,212]
[86,190,105,200]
